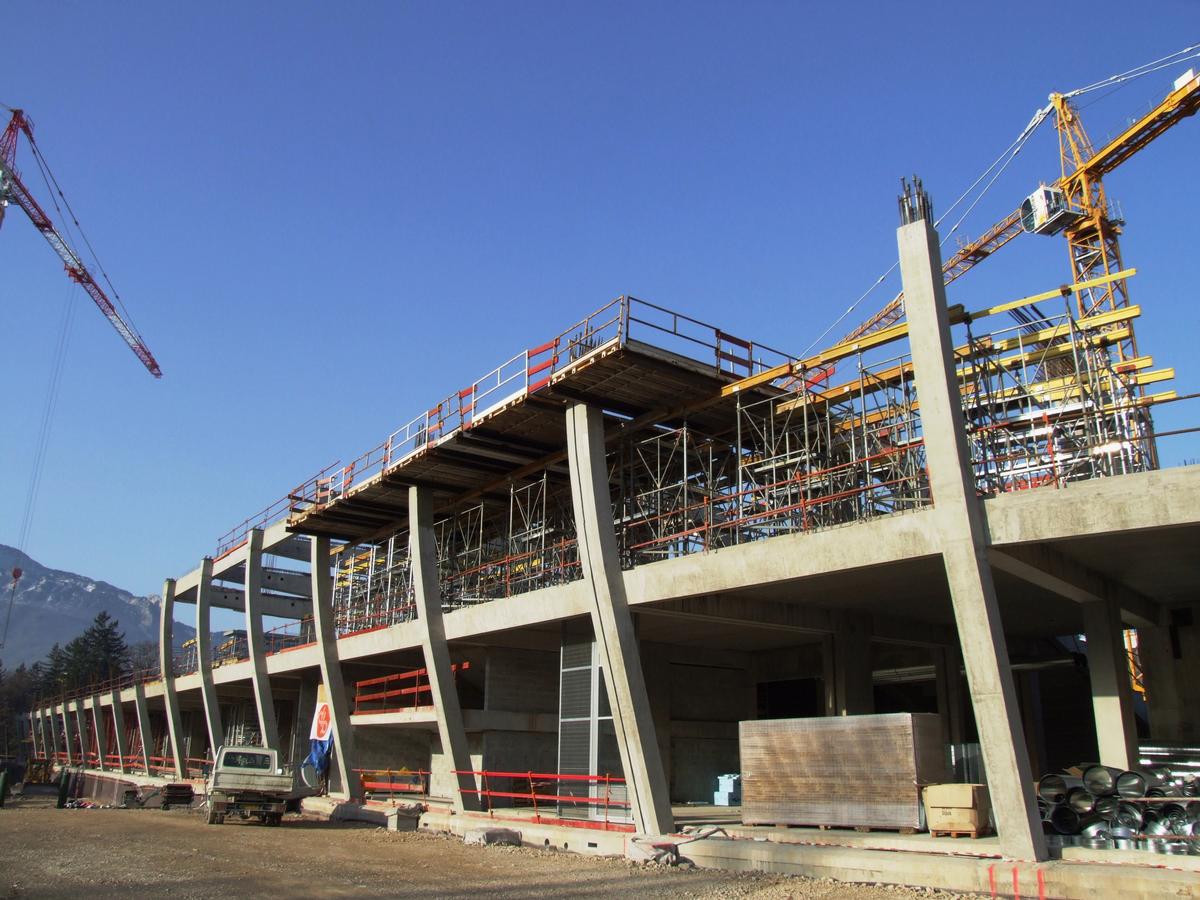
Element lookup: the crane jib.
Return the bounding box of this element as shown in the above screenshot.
[0,121,162,378]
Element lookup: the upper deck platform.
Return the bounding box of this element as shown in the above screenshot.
[283,296,796,541]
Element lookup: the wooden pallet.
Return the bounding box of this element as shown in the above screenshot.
[930,827,982,839]
[762,823,919,835]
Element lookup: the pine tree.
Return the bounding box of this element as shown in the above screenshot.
[86,611,129,683]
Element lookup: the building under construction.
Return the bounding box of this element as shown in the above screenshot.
[24,64,1200,898]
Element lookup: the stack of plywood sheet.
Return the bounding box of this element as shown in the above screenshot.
[739,713,948,830]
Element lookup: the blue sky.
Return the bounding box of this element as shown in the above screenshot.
[1,2,1197,597]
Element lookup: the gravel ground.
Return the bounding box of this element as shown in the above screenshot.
[0,794,973,899]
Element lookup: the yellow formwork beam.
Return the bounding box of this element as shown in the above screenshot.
[722,269,1138,398]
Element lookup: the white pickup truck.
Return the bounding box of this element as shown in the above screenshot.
[205,745,306,826]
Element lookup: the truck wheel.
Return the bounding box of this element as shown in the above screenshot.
[270,813,283,826]
[216,814,226,825]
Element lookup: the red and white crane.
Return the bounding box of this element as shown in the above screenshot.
[0,107,161,377]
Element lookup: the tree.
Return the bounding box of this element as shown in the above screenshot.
[85,611,129,683]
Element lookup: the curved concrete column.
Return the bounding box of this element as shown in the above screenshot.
[61,705,76,764]
[244,529,280,749]
[410,485,479,813]
[132,681,153,774]
[90,695,108,771]
[309,535,361,799]
[158,578,186,778]
[48,706,64,762]
[39,711,51,759]
[73,699,90,767]
[565,403,673,836]
[194,557,225,754]
[110,688,129,773]
[899,214,1046,861]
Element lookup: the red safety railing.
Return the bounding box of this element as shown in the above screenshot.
[619,440,930,560]
[336,602,418,638]
[354,768,432,799]
[453,770,633,832]
[441,538,582,603]
[353,662,470,714]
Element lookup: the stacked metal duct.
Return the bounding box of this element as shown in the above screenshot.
[1036,763,1200,854]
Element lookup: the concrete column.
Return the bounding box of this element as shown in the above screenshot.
[194,558,225,756]
[899,213,1046,861]
[1083,599,1139,769]
[110,689,129,774]
[831,613,874,715]
[48,706,63,762]
[244,530,280,750]
[310,534,361,799]
[61,705,76,764]
[73,699,90,767]
[1139,602,1200,743]
[409,485,479,813]
[158,578,186,778]
[90,696,108,771]
[566,403,673,835]
[39,710,51,759]
[132,681,153,774]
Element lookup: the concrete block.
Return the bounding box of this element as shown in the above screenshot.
[463,826,522,846]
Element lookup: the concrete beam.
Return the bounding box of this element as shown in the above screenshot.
[205,586,311,618]
[410,485,478,813]
[989,545,1159,629]
[567,403,673,836]
[195,558,225,755]
[218,564,313,599]
[158,578,186,778]
[900,214,1046,862]
[244,529,280,750]
[984,465,1200,543]
[310,535,360,799]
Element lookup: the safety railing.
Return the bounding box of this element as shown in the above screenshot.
[34,664,162,711]
[263,616,317,655]
[355,768,432,800]
[213,633,251,666]
[353,662,470,714]
[453,770,633,830]
[440,537,582,608]
[172,645,198,676]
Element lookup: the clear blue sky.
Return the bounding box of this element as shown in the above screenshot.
[2,2,1197,597]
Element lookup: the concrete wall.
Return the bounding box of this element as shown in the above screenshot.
[485,647,558,714]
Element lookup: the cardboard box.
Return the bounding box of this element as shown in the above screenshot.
[926,805,988,833]
[923,783,991,834]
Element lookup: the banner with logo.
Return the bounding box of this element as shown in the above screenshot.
[304,683,334,775]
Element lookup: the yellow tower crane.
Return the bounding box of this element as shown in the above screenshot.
[842,63,1200,350]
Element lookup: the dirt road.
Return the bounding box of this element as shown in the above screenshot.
[0,795,970,899]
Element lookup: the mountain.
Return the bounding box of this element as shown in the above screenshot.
[0,544,191,668]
